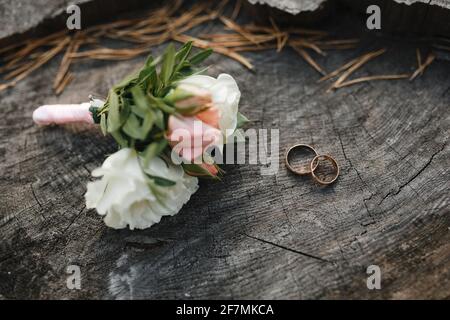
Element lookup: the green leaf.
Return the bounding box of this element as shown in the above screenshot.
[172,65,209,82]
[123,100,155,141]
[122,113,144,140]
[174,41,193,73]
[130,104,146,118]
[146,174,176,187]
[110,130,128,147]
[142,140,168,166]
[160,43,176,85]
[149,54,162,67]
[190,66,209,76]
[138,56,157,88]
[154,109,165,130]
[144,54,154,67]
[236,112,249,128]
[107,91,125,132]
[182,163,217,178]
[163,87,193,105]
[176,41,193,62]
[148,94,176,114]
[138,66,155,85]
[153,79,163,97]
[131,86,150,112]
[147,70,160,95]
[113,70,139,91]
[100,113,107,135]
[189,48,213,65]
[141,111,155,136]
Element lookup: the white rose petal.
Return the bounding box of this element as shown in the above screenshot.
[179,73,241,140]
[85,148,199,230]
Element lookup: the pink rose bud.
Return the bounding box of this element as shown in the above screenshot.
[165,84,213,115]
[183,163,219,177]
[199,163,219,176]
[33,103,94,125]
[167,115,222,163]
[196,107,220,129]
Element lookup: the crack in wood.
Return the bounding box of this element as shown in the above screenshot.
[30,182,46,220]
[242,233,332,263]
[378,143,446,207]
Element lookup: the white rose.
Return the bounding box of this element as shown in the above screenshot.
[179,73,241,140]
[85,148,198,230]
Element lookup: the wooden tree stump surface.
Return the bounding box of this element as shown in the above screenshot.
[0,7,449,299]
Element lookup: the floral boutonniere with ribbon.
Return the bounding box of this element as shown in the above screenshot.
[33,42,248,230]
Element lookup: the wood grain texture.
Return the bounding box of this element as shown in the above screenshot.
[0,10,449,300]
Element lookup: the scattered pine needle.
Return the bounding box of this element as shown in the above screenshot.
[8,37,70,84]
[230,0,242,20]
[0,82,15,91]
[284,27,328,37]
[328,48,386,91]
[0,0,439,94]
[313,39,359,50]
[335,74,410,88]
[410,52,436,81]
[291,45,326,76]
[54,35,83,90]
[211,0,230,18]
[432,44,450,52]
[0,1,355,93]
[318,56,361,83]
[416,48,423,71]
[0,42,25,56]
[3,31,68,68]
[219,16,262,47]
[270,18,282,52]
[289,39,325,55]
[173,34,254,69]
[233,44,278,52]
[55,72,74,95]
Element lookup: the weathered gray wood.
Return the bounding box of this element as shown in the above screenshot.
[0,5,449,300]
[247,0,327,14]
[249,0,450,14]
[0,0,159,47]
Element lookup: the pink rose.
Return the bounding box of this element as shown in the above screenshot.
[167,108,222,169]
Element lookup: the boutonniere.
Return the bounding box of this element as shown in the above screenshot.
[33,42,248,230]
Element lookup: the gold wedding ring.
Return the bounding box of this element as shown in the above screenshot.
[285,144,318,175]
[310,154,340,185]
[285,144,340,186]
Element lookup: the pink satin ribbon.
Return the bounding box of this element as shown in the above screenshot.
[33,103,94,125]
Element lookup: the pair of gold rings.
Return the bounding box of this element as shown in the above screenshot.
[285,144,339,185]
